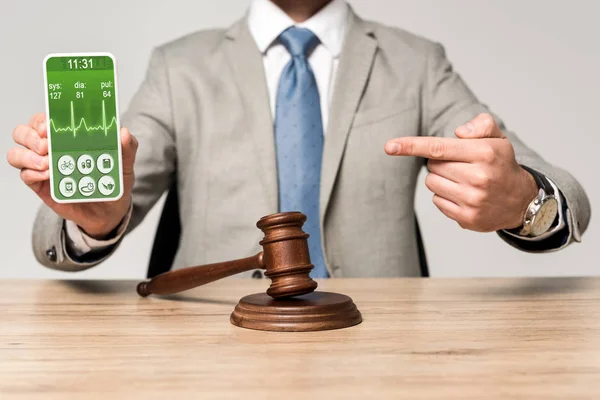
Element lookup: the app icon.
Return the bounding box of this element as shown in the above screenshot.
[98,175,116,196]
[57,155,75,176]
[97,153,114,174]
[77,154,94,175]
[78,176,96,197]
[59,177,76,198]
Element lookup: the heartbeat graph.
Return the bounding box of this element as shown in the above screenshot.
[50,100,116,137]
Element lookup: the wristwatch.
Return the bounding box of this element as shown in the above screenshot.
[508,165,559,238]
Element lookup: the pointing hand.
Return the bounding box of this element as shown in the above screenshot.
[385,113,538,232]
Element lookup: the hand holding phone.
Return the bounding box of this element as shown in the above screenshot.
[6,53,138,239]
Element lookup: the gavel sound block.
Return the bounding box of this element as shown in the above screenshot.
[136,212,362,332]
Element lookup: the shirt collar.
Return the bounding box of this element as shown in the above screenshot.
[248,0,348,57]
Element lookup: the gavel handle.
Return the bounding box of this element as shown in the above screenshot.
[136,252,265,297]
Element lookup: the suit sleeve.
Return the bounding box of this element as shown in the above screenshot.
[32,47,177,271]
[423,42,591,251]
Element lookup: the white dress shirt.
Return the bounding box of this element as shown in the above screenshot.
[248,0,348,131]
[65,0,567,257]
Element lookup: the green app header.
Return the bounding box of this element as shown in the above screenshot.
[45,55,115,72]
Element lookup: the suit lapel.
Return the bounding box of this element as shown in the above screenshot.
[224,18,278,213]
[320,12,378,221]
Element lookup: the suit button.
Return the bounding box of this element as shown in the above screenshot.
[251,270,263,279]
[46,246,57,262]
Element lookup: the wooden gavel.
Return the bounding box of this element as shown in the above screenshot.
[136,212,319,299]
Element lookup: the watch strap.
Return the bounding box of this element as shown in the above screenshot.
[520,165,554,195]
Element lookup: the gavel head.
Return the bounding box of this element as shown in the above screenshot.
[256,212,319,298]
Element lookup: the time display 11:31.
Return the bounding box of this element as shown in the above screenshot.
[67,58,94,70]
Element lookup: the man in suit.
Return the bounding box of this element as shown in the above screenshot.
[7,0,591,278]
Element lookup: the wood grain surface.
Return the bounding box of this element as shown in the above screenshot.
[1,278,599,399]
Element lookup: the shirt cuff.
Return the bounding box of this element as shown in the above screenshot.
[64,203,133,257]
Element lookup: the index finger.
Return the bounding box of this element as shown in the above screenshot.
[385,137,478,162]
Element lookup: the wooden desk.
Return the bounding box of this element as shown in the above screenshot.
[1,278,599,399]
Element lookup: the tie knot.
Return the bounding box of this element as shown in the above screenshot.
[279,27,320,58]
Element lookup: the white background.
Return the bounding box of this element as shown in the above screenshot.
[0,0,597,279]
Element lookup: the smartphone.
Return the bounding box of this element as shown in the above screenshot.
[43,52,123,203]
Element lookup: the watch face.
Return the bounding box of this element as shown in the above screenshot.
[532,198,559,236]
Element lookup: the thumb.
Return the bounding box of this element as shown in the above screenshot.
[120,127,138,175]
[29,113,48,138]
[455,113,505,139]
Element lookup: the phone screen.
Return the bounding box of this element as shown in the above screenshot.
[44,53,123,203]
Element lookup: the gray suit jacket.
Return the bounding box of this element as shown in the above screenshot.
[32,9,591,277]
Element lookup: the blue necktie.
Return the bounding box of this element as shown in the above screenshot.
[274,27,329,278]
